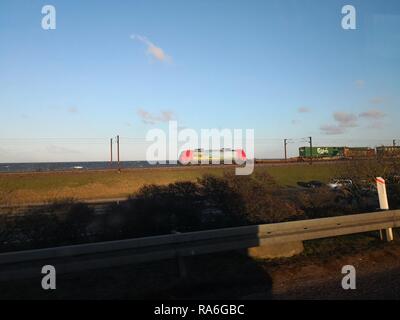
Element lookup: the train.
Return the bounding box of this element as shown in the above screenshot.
[376,146,400,158]
[299,146,400,160]
[299,147,344,159]
[179,148,247,165]
[178,145,399,165]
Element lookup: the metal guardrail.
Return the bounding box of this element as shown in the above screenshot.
[0,210,399,281]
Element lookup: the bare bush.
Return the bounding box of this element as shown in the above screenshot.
[198,172,301,224]
[0,199,94,252]
[336,159,400,210]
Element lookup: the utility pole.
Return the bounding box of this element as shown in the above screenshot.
[110,138,113,166]
[284,139,293,161]
[309,136,313,165]
[117,135,121,172]
[284,139,288,161]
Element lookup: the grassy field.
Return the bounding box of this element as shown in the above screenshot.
[0,163,342,205]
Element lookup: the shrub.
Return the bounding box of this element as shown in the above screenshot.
[387,183,400,209]
[334,159,400,210]
[296,187,349,219]
[198,172,301,225]
[0,199,94,252]
[104,181,205,238]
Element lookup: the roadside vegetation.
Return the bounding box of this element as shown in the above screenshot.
[1,159,399,253]
[337,158,400,208]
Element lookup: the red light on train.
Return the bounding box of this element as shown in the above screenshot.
[236,149,247,163]
[179,149,193,164]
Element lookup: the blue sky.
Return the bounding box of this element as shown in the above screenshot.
[0,0,399,162]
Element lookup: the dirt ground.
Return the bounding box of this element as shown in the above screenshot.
[263,242,400,299]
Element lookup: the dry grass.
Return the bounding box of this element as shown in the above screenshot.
[0,163,340,205]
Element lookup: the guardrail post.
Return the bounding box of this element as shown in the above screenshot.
[376,177,394,242]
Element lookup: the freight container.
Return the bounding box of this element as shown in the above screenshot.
[343,147,376,159]
[376,146,400,158]
[299,147,344,158]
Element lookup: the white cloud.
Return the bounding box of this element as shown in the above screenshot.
[320,125,346,135]
[359,109,386,119]
[320,111,358,135]
[130,34,171,63]
[298,107,310,113]
[369,97,385,105]
[137,108,175,125]
[333,112,358,128]
[321,108,388,135]
[360,109,386,130]
[355,79,365,88]
[67,107,78,114]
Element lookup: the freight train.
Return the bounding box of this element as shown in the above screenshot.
[299,146,400,160]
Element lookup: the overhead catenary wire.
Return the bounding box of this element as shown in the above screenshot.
[1,136,399,162]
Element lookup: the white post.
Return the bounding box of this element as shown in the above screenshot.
[376,177,393,241]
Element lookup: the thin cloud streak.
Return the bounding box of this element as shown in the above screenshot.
[130,34,171,63]
[359,109,386,119]
[321,109,388,135]
[137,108,175,125]
[298,107,311,113]
[320,124,346,135]
[67,107,78,114]
[333,112,358,128]
[369,97,386,105]
[320,112,357,135]
[355,79,365,88]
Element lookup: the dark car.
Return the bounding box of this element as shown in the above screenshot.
[297,180,324,189]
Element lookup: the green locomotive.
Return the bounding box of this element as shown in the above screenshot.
[299,147,344,159]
